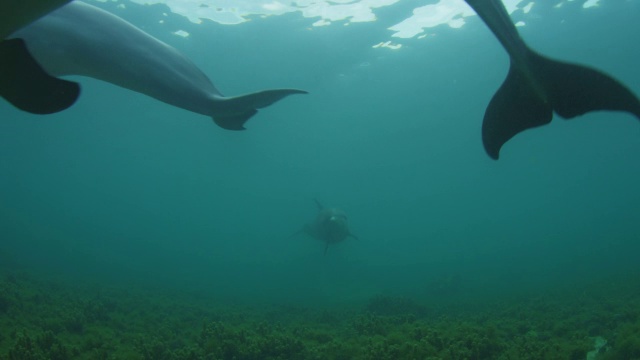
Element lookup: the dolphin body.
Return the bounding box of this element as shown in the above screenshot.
[301,199,358,255]
[10,1,307,130]
[1,0,80,114]
[465,0,640,159]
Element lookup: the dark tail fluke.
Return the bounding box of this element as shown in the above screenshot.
[532,51,640,120]
[212,89,308,130]
[481,61,552,159]
[0,38,80,114]
[212,109,257,130]
[482,48,640,160]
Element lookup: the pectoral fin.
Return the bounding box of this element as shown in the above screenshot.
[0,38,80,114]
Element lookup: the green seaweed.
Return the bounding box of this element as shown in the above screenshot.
[7,331,75,360]
[0,271,639,360]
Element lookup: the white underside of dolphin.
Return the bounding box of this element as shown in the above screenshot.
[10,1,307,129]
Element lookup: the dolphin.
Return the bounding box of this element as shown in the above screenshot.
[1,0,80,114]
[10,1,307,129]
[465,0,640,159]
[299,199,358,255]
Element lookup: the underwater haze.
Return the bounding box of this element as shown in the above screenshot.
[1,0,640,358]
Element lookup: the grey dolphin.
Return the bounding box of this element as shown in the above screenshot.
[300,199,358,255]
[465,0,640,159]
[10,1,307,129]
[1,0,80,114]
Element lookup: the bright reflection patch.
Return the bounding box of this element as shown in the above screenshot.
[89,0,601,47]
[372,41,402,50]
[123,0,399,25]
[173,30,190,37]
[388,0,474,39]
[583,0,600,8]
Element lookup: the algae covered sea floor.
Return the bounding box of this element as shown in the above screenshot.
[1,270,639,360]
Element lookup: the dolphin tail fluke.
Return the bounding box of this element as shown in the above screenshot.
[482,49,640,160]
[212,109,257,130]
[0,38,80,114]
[349,233,359,240]
[481,61,553,160]
[531,51,640,121]
[314,199,324,210]
[324,242,329,256]
[212,89,308,130]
